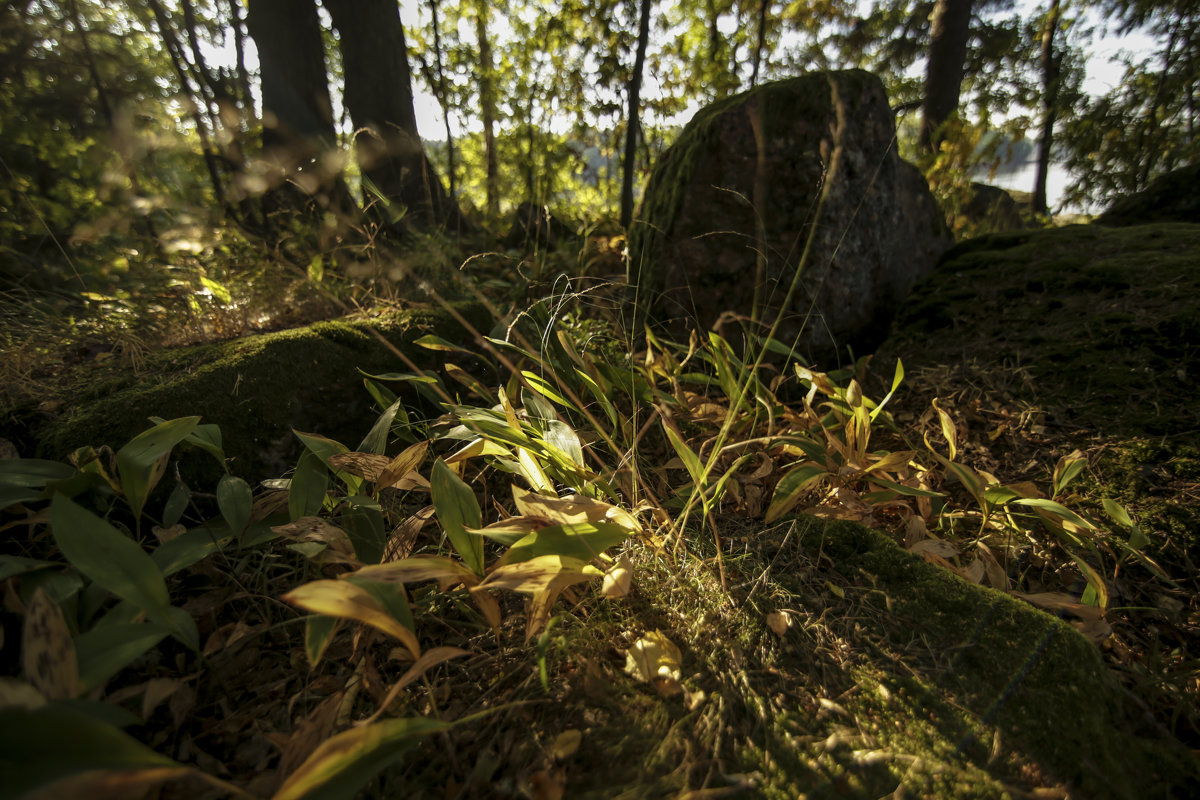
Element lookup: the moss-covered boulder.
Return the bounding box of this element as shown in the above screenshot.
[628,69,951,359]
[2,302,492,478]
[1097,163,1200,227]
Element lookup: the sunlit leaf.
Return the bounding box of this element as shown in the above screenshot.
[512,486,641,533]
[480,555,600,594]
[282,580,420,660]
[500,521,631,566]
[623,630,682,683]
[352,555,479,590]
[764,463,827,523]
[430,459,484,575]
[414,334,474,355]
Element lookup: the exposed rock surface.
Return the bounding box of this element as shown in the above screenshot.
[957,182,1029,236]
[628,69,952,361]
[1097,162,1200,227]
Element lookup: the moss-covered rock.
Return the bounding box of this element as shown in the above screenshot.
[628,69,951,360]
[2,302,493,478]
[513,515,1195,799]
[1097,163,1200,227]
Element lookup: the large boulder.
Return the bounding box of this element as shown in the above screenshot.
[1096,162,1200,227]
[628,69,952,360]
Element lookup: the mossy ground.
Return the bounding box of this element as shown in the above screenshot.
[337,515,1193,798]
[5,223,1198,799]
[0,302,493,477]
[873,221,1200,756]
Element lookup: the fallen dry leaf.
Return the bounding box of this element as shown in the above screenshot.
[623,630,682,684]
[22,587,77,700]
[766,611,792,637]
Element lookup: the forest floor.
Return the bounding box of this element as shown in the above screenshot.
[2,221,1198,799]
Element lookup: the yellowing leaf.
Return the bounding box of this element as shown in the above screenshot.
[22,587,78,700]
[352,555,479,591]
[480,555,600,594]
[272,716,451,800]
[907,538,960,559]
[360,647,472,726]
[766,611,792,637]
[602,554,633,598]
[376,441,430,489]
[623,630,682,684]
[282,580,421,660]
[512,486,642,533]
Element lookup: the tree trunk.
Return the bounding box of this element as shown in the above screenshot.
[427,0,456,199]
[751,0,769,87]
[324,0,459,229]
[620,0,651,229]
[1033,0,1061,215]
[474,0,499,219]
[920,0,973,153]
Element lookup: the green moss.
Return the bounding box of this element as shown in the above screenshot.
[25,303,492,479]
[885,223,1200,440]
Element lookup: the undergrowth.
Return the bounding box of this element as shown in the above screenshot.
[2,281,1192,798]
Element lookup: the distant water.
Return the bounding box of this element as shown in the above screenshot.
[979,161,1099,216]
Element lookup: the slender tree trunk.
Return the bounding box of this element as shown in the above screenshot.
[324,0,459,229]
[920,0,974,153]
[1033,0,1061,215]
[474,0,499,219]
[228,0,252,108]
[751,0,769,87]
[620,0,651,229]
[427,0,456,199]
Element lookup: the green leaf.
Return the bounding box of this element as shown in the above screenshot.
[343,496,386,565]
[151,527,232,577]
[1052,452,1087,497]
[501,522,631,566]
[1101,498,1134,529]
[295,430,361,494]
[153,418,227,466]
[430,459,484,575]
[0,703,186,798]
[290,450,329,521]
[1014,498,1099,533]
[50,495,197,650]
[662,421,704,488]
[542,421,585,469]
[75,624,169,693]
[51,495,169,614]
[217,475,253,539]
[346,578,416,634]
[162,482,190,528]
[272,716,451,800]
[358,397,406,455]
[305,615,340,668]
[0,458,76,487]
[414,333,474,355]
[765,463,828,523]
[116,417,200,519]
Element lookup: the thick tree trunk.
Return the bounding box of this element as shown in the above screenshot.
[324,0,459,229]
[920,0,973,153]
[1033,0,1061,215]
[245,0,336,152]
[620,0,651,229]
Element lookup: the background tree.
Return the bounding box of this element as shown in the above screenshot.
[1061,0,1199,208]
[620,0,652,228]
[324,0,458,229]
[920,0,975,152]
